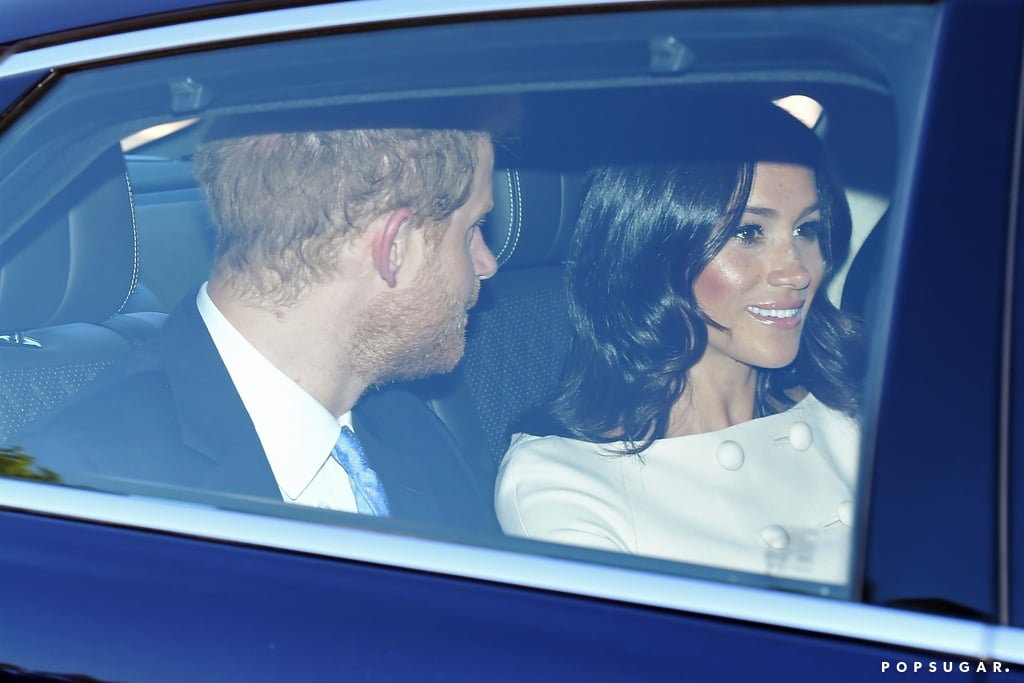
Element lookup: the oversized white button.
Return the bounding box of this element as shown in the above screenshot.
[837,500,854,527]
[716,440,745,470]
[788,421,813,451]
[760,524,790,550]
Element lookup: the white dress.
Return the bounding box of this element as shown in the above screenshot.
[495,394,860,585]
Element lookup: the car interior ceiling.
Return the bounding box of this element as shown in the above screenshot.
[0,74,896,503]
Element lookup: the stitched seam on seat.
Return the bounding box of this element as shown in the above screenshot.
[496,169,516,263]
[497,169,525,265]
[510,169,524,258]
[114,170,140,315]
[503,169,524,263]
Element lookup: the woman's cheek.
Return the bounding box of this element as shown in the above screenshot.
[693,255,749,311]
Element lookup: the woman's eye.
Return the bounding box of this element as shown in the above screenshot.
[732,224,763,244]
[794,220,822,240]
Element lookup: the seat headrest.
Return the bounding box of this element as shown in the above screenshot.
[484,168,583,269]
[0,146,139,331]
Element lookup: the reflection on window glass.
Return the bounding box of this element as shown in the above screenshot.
[121,117,200,152]
[774,94,825,129]
[0,4,937,596]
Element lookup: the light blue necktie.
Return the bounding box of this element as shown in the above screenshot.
[330,425,390,517]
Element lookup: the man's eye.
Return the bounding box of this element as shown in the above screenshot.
[468,217,487,243]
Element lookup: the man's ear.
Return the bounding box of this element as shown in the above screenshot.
[371,208,413,288]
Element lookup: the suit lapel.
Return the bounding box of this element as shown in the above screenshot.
[159,293,280,499]
[352,399,441,523]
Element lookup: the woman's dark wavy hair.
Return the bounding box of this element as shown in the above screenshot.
[536,100,864,454]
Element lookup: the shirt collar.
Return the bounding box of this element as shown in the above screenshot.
[196,283,352,500]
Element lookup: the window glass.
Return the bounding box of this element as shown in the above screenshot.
[0,4,937,599]
[1014,169,1024,627]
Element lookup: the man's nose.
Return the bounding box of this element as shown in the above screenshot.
[473,233,499,280]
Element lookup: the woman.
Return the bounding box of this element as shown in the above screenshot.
[494,102,864,585]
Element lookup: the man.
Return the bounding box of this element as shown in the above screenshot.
[13,127,499,534]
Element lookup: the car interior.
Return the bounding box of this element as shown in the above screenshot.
[0,4,935,588]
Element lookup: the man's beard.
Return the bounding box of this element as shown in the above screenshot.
[350,264,479,387]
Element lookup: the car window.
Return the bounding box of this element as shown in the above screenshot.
[0,3,938,604]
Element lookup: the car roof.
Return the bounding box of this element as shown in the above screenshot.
[1,0,700,51]
[0,0,280,48]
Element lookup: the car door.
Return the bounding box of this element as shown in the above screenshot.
[0,1,1021,680]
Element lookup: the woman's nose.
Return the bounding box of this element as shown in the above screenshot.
[767,244,812,289]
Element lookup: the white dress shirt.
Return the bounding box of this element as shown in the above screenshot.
[196,283,358,512]
[495,394,860,585]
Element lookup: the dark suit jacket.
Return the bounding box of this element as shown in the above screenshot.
[10,296,497,536]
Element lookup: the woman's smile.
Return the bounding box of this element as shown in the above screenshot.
[746,301,806,328]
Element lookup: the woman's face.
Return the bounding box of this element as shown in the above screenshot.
[692,162,825,373]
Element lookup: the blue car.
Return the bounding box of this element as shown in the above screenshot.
[1,0,1022,680]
